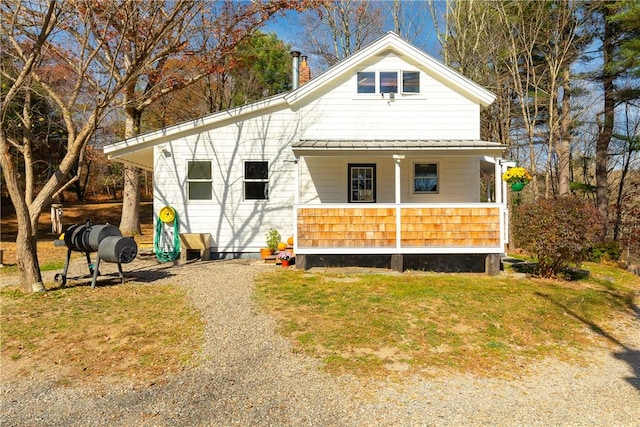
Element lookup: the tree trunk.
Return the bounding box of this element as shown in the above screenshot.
[0,138,43,292]
[557,67,572,196]
[16,221,43,293]
[119,105,142,235]
[596,8,615,235]
[120,165,142,235]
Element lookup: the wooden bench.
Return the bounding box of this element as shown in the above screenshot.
[179,233,212,261]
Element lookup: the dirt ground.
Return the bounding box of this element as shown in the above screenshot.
[0,201,154,267]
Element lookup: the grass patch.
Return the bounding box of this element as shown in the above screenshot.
[255,267,639,378]
[40,261,65,271]
[1,282,203,385]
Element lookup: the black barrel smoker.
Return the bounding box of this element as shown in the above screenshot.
[54,220,138,288]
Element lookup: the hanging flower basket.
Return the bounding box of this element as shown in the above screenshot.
[502,167,532,191]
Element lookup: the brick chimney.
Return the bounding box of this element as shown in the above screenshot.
[299,55,311,86]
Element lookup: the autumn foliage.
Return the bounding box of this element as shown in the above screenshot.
[512,197,604,277]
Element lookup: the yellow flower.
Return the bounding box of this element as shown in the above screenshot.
[502,167,532,184]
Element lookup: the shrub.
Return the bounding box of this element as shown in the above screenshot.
[512,196,604,277]
[589,239,622,263]
[265,228,281,251]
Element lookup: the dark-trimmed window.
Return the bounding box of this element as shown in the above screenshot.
[187,161,212,200]
[348,163,376,202]
[244,161,269,200]
[414,163,438,193]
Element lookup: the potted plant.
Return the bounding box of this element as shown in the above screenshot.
[502,166,532,192]
[276,250,292,267]
[261,228,281,259]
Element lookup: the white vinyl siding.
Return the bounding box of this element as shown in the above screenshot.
[299,53,480,141]
[153,108,297,252]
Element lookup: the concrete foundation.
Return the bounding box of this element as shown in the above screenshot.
[295,253,501,274]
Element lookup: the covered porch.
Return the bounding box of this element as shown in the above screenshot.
[289,140,510,273]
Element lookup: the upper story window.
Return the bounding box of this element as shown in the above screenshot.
[244,161,269,200]
[357,70,420,95]
[187,160,212,200]
[402,71,420,93]
[357,72,376,93]
[380,71,397,93]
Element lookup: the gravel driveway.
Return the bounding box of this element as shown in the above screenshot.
[2,258,639,426]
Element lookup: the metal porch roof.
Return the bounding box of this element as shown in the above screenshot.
[292,139,505,151]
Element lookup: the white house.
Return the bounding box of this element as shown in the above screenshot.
[104,32,512,273]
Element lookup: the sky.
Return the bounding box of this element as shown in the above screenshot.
[262,1,445,73]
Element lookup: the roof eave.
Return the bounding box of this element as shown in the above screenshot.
[104,94,288,158]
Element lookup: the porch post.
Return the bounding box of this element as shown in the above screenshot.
[294,157,300,205]
[393,154,404,253]
[393,155,403,204]
[293,157,300,257]
[495,158,503,204]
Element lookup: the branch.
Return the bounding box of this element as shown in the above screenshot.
[1,0,59,119]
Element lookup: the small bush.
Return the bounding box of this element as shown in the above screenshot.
[512,197,604,277]
[589,239,622,263]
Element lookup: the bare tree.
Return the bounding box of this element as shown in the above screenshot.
[1,1,93,292]
[386,0,434,47]
[539,1,582,197]
[0,0,312,292]
[299,0,384,69]
[2,0,193,291]
[444,1,582,198]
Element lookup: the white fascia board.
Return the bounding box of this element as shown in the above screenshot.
[284,32,496,108]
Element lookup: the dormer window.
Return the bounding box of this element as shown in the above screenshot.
[357,70,420,95]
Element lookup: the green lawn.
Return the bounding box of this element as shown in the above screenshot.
[255,264,640,378]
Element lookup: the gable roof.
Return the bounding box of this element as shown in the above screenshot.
[285,31,496,108]
[104,32,497,170]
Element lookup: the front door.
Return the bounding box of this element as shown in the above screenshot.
[348,163,376,203]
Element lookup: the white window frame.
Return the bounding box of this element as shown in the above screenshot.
[379,70,398,94]
[355,70,421,96]
[402,70,420,94]
[412,162,439,194]
[356,71,376,94]
[186,160,213,201]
